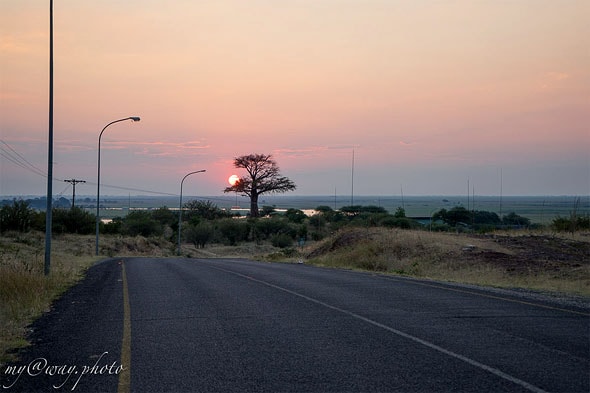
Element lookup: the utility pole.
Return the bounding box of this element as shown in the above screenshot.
[64,179,86,208]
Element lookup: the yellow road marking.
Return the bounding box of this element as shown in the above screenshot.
[117,260,132,393]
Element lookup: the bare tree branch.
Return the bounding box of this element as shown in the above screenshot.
[223,154,296,217]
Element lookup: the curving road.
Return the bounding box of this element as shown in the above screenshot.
[2,257,589,392]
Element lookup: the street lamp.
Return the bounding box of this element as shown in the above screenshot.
[178,170,206,255]
[44,0,54,275]
[95,117,140,255]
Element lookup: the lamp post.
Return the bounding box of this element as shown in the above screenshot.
[178,170,206,255]
[44,0,54,275]
[95,117,140,255]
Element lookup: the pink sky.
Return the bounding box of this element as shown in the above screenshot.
[1,0,589,197]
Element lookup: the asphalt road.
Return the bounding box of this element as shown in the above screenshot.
[2,257,588,392]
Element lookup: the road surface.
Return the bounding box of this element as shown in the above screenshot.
[2,257,589,392]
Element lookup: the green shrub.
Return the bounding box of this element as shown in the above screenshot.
[121,211,163,237]
[254,217,288,239]
[552,216,590,232]
[183,200,230,221]
[52,207,95,234]
[379,216,414,229]
[502,212,531,227]
[0,200,34,233]
[184,222,214,248]
[102,217,122,234]
[271,233,294,248]
[151,207,176,227]
[216,219,250,245]
[310,232,325,241]
[285,208,306,223]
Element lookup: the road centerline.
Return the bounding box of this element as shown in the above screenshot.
[117,260,132,393]
[206,263,549,393]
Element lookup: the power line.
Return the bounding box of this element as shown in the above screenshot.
[85,181,177,196]
[1,140,48,178]
[1,139,176,196]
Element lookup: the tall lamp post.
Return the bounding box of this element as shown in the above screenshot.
[44,0,54,275]
[95,117,140,255]
[178,170,206,255]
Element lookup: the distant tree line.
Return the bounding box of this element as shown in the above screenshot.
[0,197,71,210]
[431,206,533,231]
[2,199,588,250]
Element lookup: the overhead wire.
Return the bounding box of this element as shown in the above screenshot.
[1,139,179,197]
[55,183,71,198]
[1,140,49,178]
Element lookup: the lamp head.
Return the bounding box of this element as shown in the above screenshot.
[130,117,140,122]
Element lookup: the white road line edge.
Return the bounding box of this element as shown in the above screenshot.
[210,264,549,393]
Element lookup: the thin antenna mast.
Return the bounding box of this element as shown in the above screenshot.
[467,178,471,211]
[499,168,503,218]
[351,149,355,206]
[401,185,405,210]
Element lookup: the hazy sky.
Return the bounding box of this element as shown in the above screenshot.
[1,0,589,197]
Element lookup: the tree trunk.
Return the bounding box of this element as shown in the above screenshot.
[250,193,259,217]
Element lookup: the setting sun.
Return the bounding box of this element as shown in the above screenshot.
[228,175,239,186]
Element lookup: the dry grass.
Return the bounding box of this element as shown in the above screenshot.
[0,232,99,365]
[0,232,178,365]
[303,227,590,296]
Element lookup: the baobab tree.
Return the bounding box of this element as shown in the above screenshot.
[224,154,296,217]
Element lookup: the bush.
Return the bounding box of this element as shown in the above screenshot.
[271,233,294,248]
[183,200,230,221]
[502,212,531,227]
[253,217,294,240]
[184,222,214,248]
[215,219,250,245]
[285,208,306,224]
[433,207,471,227]
[473,211,501,226]
[103,217,122,234]
[310,232,325,241]
[52,207,95,234]
[260,206,276,217]
[121,211,163,237]
[380,216,413,229]
[393,207,406,218]
[314,206,345,223]
[0,200,34,233]
[552,216,590,233]
[151,207,176,227]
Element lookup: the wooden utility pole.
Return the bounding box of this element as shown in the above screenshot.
[64,179,86,208]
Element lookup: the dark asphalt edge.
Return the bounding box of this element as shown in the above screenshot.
[1,257,120,365]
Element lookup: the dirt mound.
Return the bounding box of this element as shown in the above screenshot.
[464,234,589,277]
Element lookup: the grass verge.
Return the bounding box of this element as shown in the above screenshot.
[0,232,99,366]
[0,232,176,366]
[301,227,590,296]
